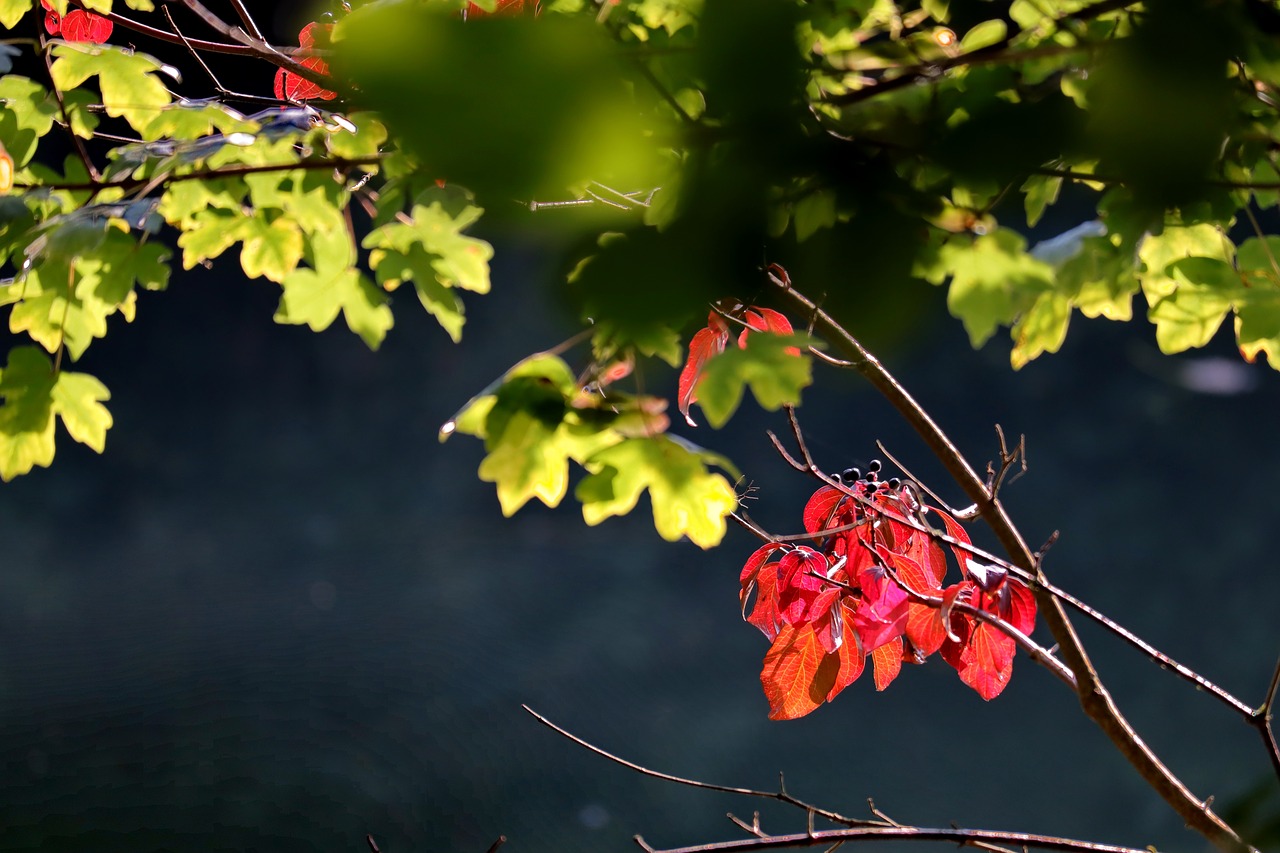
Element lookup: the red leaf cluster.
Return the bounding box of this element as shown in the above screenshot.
[740,470,1036,719]
[273,22,337,102]
[677,299,796,426]
[42,1,112,43]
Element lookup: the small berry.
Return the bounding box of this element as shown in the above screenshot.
[887,477,901,489]
[841,467,861,483]
[868,459,882,474]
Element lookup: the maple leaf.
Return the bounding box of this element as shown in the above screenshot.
[0,347,111,481]
[577,435,738,549]
[42,0,112,43]
[274,23,337,102]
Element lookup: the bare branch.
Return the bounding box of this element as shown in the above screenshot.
[522,706,882,829]
[635,825,1154,853]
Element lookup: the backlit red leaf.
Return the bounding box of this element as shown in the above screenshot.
[737,307,796,349]
[871,636,903,691]
[931,506,975,576]
[826,601,866,701]
[761,623,835,720]
[274,23,337,102]
[904,602,947,656]
[999,578,1037,635]
[677,326,726,426]
[42,2,112,43]
[960,622,1015,700]
[802,485,848,534]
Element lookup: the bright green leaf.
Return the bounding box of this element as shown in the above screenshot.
[577,436,738,549]
[49,43,173,133]
[239,215,303,283]
[940,229,1055,347]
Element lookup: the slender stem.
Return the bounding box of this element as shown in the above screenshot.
[11,155,385,194]
[226,0,265,43]
[522,706,882,829]
[176,0,336,91]
[79,3,270,56]
[1255,654,1280,783]
[635,826,1154,853]
[769,280,1253,853]
[40,36,100,182]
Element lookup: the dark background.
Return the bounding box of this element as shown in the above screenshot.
[3,2,1280,852]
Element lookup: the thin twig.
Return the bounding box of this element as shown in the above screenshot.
[768,276,1253,853]
[522,706,882,828]
[40,37,100,182]
[634,825,1154,853]
[12,155,386,194]
[1255,654,1280,783]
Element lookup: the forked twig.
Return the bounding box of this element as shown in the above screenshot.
[767,276,1253,853]
[633,825,1154,853]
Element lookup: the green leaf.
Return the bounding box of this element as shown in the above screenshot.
[274,231,393,350]
[50,370,111,452]
[177,208,246,269]
[365,201,492,293]
[1236,237,1280,287]
[49,43,173,133]
[476,367,622,516]
[0,0,32,28]
[940,229,1055,347]
[1057,235,1138,321]
[1235,289,1280,366]
[239,215,303,283]
[1010,290,1070,369]
[960,19,1007,51]
[577,436,738,549]
[695,333,813,429]
[327,113,388,160]
[793,189,836,241]
[0,347,112,480]
[11,228,168,360]
[1021,173,1061,228]
[1147,257,1242,353]
[0,76,58,167]
[1137,224,1233,302]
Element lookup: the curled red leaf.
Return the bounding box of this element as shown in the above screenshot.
[274,22,336,102]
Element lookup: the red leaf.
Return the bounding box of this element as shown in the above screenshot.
[931,506,975,577]
[870,636,903,691]
[745,565,782,640]
[737,307,795,348]
[959,622,1015,700]
[802,485,849,534]
[41,2,112,43]
[825,601,865,701]
[998,577,1037,636]
[676,326,727,426]
[904,601,947,656]
[761,623,835,720]
[275,23,337,101]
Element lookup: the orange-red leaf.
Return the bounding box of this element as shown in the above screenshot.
[826,601,865,701]
[870,636,903,691]
[802,485,847,534]
[761,623,835,720]
[960,622,1015,700]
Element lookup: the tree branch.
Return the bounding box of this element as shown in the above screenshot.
[635,826,1154,853]
[766,276,1254,853]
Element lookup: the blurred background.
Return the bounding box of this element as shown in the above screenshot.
[3,2,1280,852]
